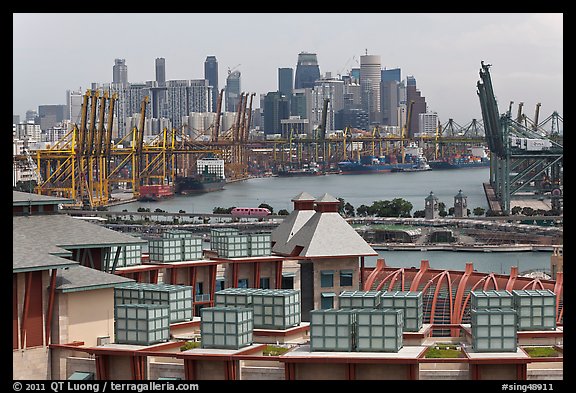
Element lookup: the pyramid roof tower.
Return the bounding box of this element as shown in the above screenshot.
[272,192,377,258]
[271,192,316,248]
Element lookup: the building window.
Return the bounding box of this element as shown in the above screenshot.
[259,277,270,289]
[215,278,225,292]
[195,282,203,295]
[282,273,295,289]
[321,293,335,309]
[320,270,334,288]
[340,270,353,287]
[238,278,249,288]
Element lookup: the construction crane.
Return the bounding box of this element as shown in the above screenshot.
[401,100,414,163]
[213,89,224,142]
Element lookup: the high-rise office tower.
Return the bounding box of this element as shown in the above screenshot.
[155,58,166,87]
[360,54,381,124]
[312,74,344,133]
[38,105,66,131]
[406,75,427,137]
[154,58,168,120]
[278,68,294,97]
[66,89,83,124]
[294,52,321,89]
[204,56,219,112]
[381,68,401,126]
[225,70,241,112]
[263,91,290,135]
[113,58,128,84]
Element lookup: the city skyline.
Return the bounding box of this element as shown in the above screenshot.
[13,13,562,125]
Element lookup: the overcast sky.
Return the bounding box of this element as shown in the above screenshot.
[13,13,562,125]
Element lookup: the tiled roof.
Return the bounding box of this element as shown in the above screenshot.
[291,192,315,201]
[271,209,316,247]
[273,211,377,258]
[13,191,74,206]
[13,214,146,272]
[56,265,134,292]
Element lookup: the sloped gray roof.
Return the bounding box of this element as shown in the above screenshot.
[13,214,146,272]
[13,191,74,206]
[14,214,146,249]
[291,192,315,201]
[271,209,316,247]
[56,265,134,293]
[13,232,78,273]
[315,193,339,203]
[272,211,377,258]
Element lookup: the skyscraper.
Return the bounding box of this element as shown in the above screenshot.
[381,68,401,126]
[406,76,427,137]
[154,58,168,120]
[294,52,320,89]
[66,89,83,124]
[204,56,219,112]
[113,58,128,84]
[225,71,241,112]
[278,68,294,97]
[155,58,166,87]
[263,91,290,135]
[360,54,381,124]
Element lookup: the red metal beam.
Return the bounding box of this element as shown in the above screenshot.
[253,262,261,288]
[275,260,283,289]
[363,258,386,291]
[184,359,196,380]
[20,272,32,349]
[170,267,177,284]
[190,267,197,305]
[209,265,217,307]
[553,271,563,324]
[452,263,474,332]
[232,262,239,288]
[409,260,430,291]
[346,363,355,380]
[45,269,57,345]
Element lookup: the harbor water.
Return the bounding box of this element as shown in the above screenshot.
[109,167,554,274]
[110,167,492,214]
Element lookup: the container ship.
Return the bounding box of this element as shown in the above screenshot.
[338,145,426,174]
[428,147,490,170]
[137,184,175,202]
[427,156,490,169]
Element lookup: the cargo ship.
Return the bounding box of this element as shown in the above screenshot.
[391,157,432,172]
[338,159,415,174]
[175,156,226,194]
[428,147,490,170]
[137,184,175,201]
[427,156,490,170]
[277,162,326,177]
[174,174,225,194]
